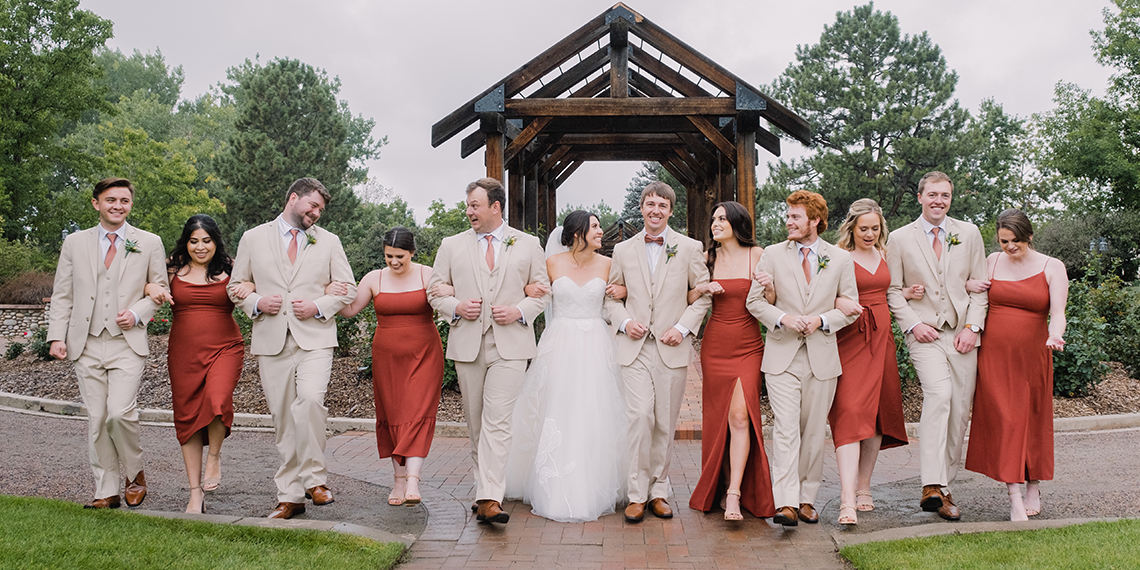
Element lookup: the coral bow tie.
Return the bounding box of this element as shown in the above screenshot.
[644,235,664,245]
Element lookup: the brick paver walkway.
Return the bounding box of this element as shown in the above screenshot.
[325,360,923,569]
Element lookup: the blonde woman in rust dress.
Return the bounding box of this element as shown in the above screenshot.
[335,226,444,506]
[829,199,909,525]
[159,215,251,514]
[964,209,1067,521]
[687,201,774,521]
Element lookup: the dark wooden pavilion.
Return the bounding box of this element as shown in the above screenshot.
[431,3,811,243]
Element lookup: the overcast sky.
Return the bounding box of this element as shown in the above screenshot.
[81,0,1114,221]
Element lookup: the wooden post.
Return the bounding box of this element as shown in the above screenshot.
[508,161,524,230]
[481,112,506,183]
[735,125,757,224]
[536,173,549,236]
[609,18,629,98]
[526,168,539,232]
[547,184,558,239]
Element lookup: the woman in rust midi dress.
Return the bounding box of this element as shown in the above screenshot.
[336,227,444,506]
[688,201,775,521]
[164,215,248,514]
[828,200,909,526]
[965,209,1068,521]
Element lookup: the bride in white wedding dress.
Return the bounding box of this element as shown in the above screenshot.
[504,211,629,522]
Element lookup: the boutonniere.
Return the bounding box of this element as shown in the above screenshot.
[817,255,830,273]
[665,244,678,263]
[124,239,141,256]
[947,233,961,250]
[505,236,516,248]
[305,232,317,249]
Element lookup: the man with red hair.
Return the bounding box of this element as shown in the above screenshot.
[746,190,859,526]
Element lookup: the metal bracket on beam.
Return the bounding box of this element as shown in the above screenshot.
[735,82,767,112]
[474,85,505,113]
[605,5,637,25]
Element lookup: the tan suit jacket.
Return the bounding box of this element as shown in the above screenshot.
[229,221,356,356]
[885,217,988,338]
[746,239,859,379]
[428,226,549,362]
[48,225,168,359]
[605,229,711,369]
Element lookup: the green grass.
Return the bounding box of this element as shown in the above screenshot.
[842,519,1140,570]
[0,495,404,570]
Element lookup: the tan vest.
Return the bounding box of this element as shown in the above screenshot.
[89,253,124,337]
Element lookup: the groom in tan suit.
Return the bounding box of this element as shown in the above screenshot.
[48,177,168,509]
[229,177,356,519]
[428,177,548,525]
[746,190,858,526]
[886,171,987,521]
[605,182,710,522]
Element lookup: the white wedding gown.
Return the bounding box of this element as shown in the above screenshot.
[504,276,628,522]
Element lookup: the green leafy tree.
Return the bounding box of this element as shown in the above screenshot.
[557,200,619,228]
[216,58,385,245]
[94,47,184,107]
[416,199,469,266]
[762,3,1017,230]
[0,0,112,240]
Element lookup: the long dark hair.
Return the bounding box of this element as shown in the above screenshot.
[168,214,233,282]
[707,201,757,275]
[383,226,417,254]
[561,210,597,252]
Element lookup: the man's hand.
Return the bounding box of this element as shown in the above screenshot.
[523,282,549,298]
[456,298,482,320]
[780,314,801,332]
[291,299,319,320]
[660,328,683,347]
[796,315,822,336]
[491,305,522,325]
[912,323,940,343]
[257,294,283,315]
[49,341,67,360]
[625,320,648,340]
[115,310,135,330]
[953,328,978,354]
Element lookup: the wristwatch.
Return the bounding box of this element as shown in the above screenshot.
[966,324,980,333]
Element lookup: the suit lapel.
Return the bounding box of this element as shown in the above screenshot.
[287,227,315,282]
[85,227,100,286]
[633,231,653,297]
[787,240,810,306]
[914,222,941,276]
[266,222,291,283]
[651,229,674,298]
[489,227,516,295]
[465,229,487,294]
[115,226,135,283]
[942,218,960,273]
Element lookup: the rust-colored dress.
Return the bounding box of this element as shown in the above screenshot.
[371,278,444,465]
[828,258,908,449]
[965,271,1054,483]
[168,275,244,445]
[689,278,775,518]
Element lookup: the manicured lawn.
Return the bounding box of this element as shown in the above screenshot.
[0,495,404,570]
[842,518,1140,570]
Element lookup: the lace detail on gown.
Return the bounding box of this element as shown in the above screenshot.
[505,277,628,522]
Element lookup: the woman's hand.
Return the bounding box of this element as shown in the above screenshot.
[605,283,627,300]
[430,283,455,298]
[835,296,863,317]
[523,282,549,298]
[695,281,725,296]
[965,279,991,294]
[903,284,924,300]
[145,283,172,305]
[1046,335,1066,351]
[232,281,257,300]
[323,281,349,297]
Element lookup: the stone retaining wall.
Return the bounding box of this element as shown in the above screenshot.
[0,304,49,337]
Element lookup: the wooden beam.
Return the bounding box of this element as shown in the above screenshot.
[531,47,610,100]
[609,18,630,98]
[546,116,701,134]
[663,155,699,188]
[688,116,736,162]
[460,118,523,159]
[677,132,719,168]
[659,159,694,190]
[481,113,506,182]
[755,125,781,157]
[569,72,610,99]
[508,163,524,229]
[505,97,736,117]
[627,69,674,99]
[431,15,609,147]
[628,44,712,98]
[539,145,572,176]
[552,160,583,189]
[736,129,757,220]
[627,17,812,144]
[521,133,564,173]
[504,117,552,164]
[525,173,538,232]
[559,133,681,145]
[568,149,673,162]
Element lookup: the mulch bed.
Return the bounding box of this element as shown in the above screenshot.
[1,335,1137,424]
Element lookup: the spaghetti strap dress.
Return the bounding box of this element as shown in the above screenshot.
[689,256,775,518]
[371,272,445,465]
[828,258,908,449]
[965,268,1054,483]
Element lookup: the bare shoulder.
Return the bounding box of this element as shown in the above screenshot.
[1042,254,1068,283]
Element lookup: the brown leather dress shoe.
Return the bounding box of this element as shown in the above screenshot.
[798,503,819,524]
[624,502,646,522]
[306,485,335,505]
[648,497,674,519]
[84,495,121,509]
[267,502,306,519]
[921,484,944,512]
[475,500,510,524]
[772,506,798,526]
[938,492,961,521]
[124,472,147,507]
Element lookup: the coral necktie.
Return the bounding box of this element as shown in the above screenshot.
[801,247,812,285]
[288,229,299,264]
[485,235,495,270]
[105,234,117,269]
[932,227,943,261]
